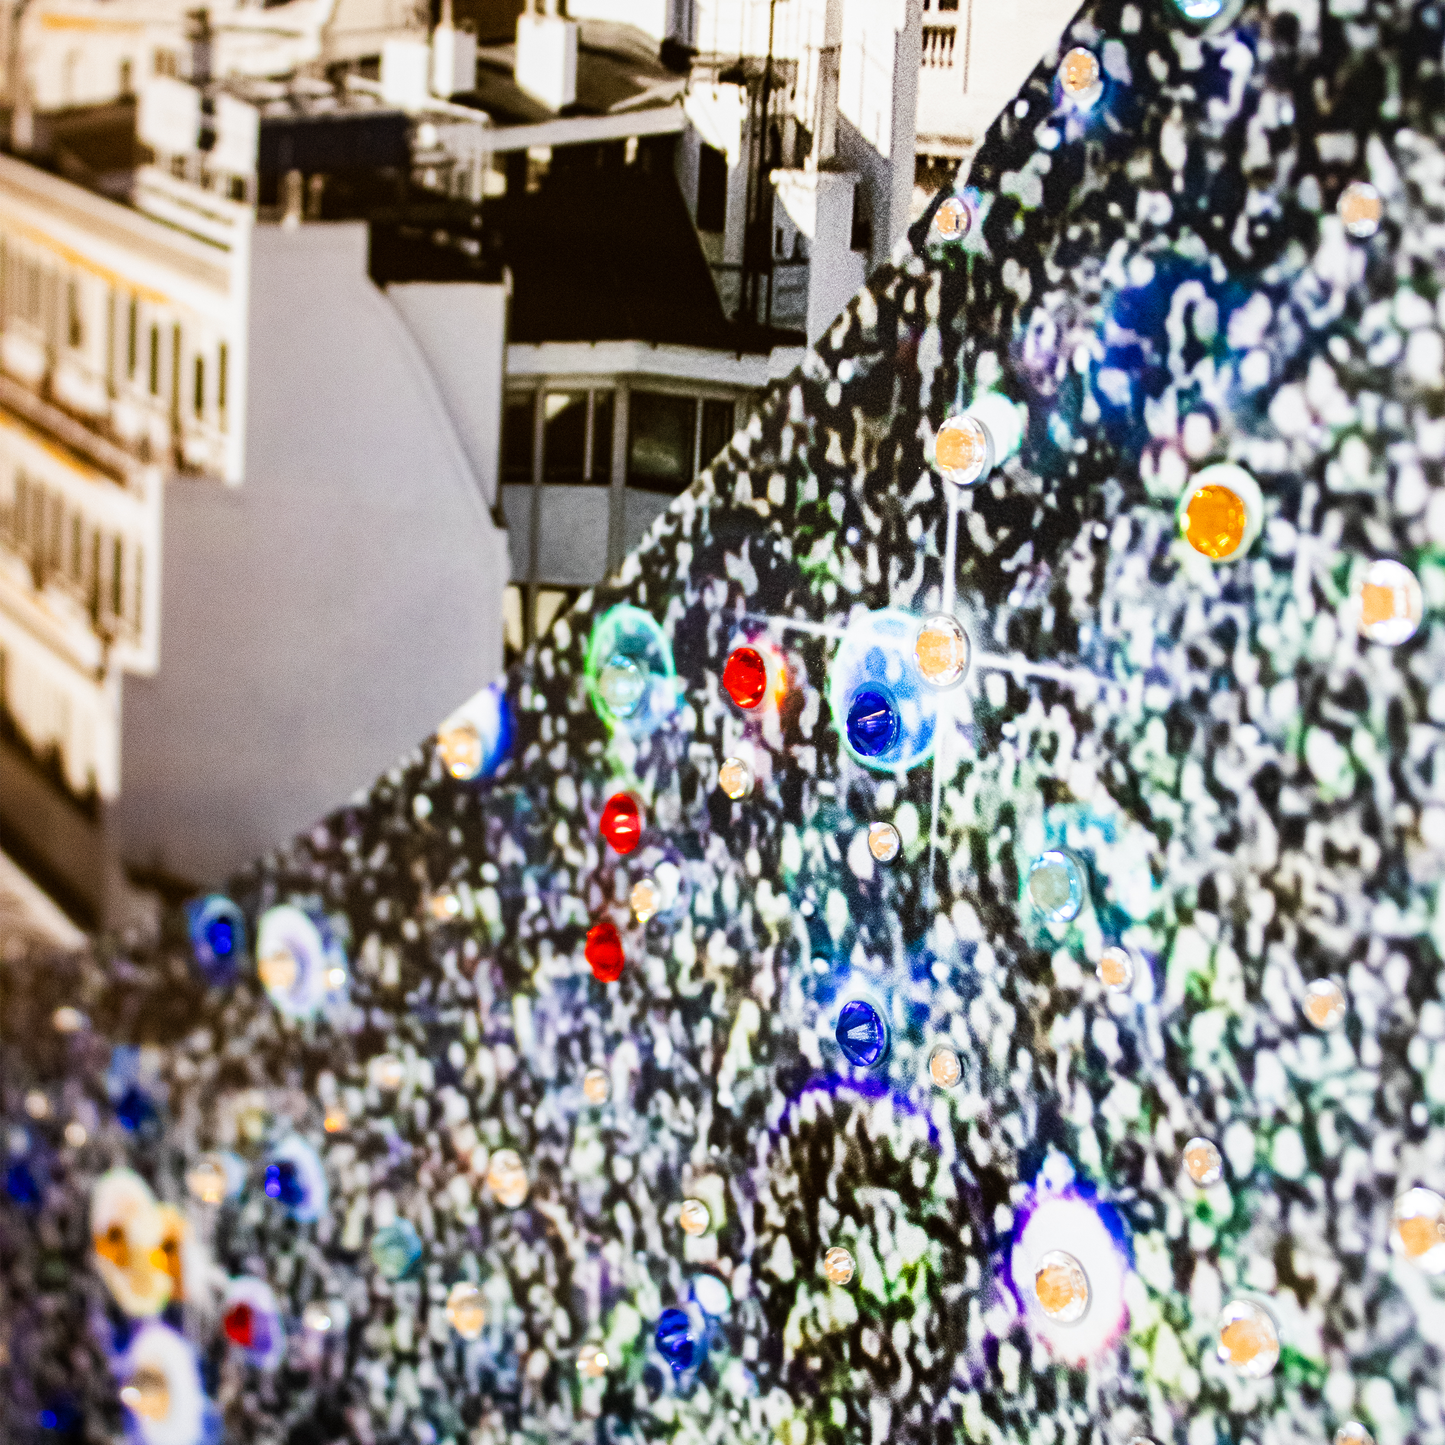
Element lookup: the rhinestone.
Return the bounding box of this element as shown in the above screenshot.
[631,876,663,922]
[934,413,994,486]
[599,793,643,854]
[1184,483,1246,559]
[446,1280,486,1339]
[597,654,645,717]
[655,1308,695,1372]
[914,613,971,688]
[1097,946,1134,991]
[119,1365,170,1422]
[487,1148,529,1208]
[324,1106,349,1133]
[1027,850,1085,922]
[582,1067,611,1105]
[24,1091,49,1119]
[679,1198,711,1236]
[302,1301,333,1333]
[1059,46,1102,104]
[1033,1250,1090,1323]
[1338,180,1382,238]
[1216,1299,1279,1377]
[1168,0,1226,16]
[928,1047,962,1089]
[867,822,901,862]
[933,195,972,240]
[822,1246,856,1285]
[369,1220,423,1281]
[1391,1187,1445,1272]
[835,999,889,1068]
[436,721,483,779]
[577,1345,609,1377]
[1303,979,1346,1030]
[372,1054,406,1090]
[722,646,769,709]
[52,1006,84,1033]
[428,890,462,921]
[718,757,754,800]
[845,687,899,758]
[257,947,298,994]
[1183,1137,1224,1186]
[1353,558,1423,646]
[1336,1425,1374,1445]
[63,1120,87,1148]
[325,966,347,990]
[186,1155,229,1205]
[585,919,625,982]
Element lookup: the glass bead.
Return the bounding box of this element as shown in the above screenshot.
[119,1365,171,1422]
[597,654,645,718]
[585,919,626,982]
[1097,946,1134,992]
[722,646,769,709]
[188,894,247,986]
[1336,1424,1376,1445]
[1391,1187,1445,1272]
[846,687,900,758]
[1033,1250,1090,1323]
[577,1345,609,1377]
[1058,47,1103,105]
[868,822,901,863]
[1183,1137,1224,1186]
[223,1300,259,1348]
[836,999,889,1068]
[1184,484,1246,559]
[372,1054,407,1091]
[437,721,484,780]
[487,1148,530,1208]
[1216,1299,1279,1377]
[933,195,972,240]
[599,793,643,854]
[631,876,663,922]
[263,1160,304,1209]
[822,1246,856,1285]
[718,757,754,800]
[323,1106,348,1134]
[928,1047,962,1089]
[914,613,971,688]
[1027,850,1085,922]
[1353,558,1423,645]
[63,1121,87,1148]
[52,1006,84,1033]
[186,1155,230,1206]
[582,1067,611,1105]
[302,1301,333,1333]
[257,947,299,994]
[370,1220,423,1281]
[1303,979,1346,1030]
[655,1308,696,1372]
[934,413,994,486]
[446,1281,486,1339]
[1338,180,1382,238]
[679,1199,711,1236]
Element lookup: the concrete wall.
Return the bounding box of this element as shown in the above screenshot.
[114,222,511,887]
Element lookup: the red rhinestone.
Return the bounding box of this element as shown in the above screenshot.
[585,920,625,982]
[223,1302,256,1348]
[722,646,768,709]
[599,793,642,855]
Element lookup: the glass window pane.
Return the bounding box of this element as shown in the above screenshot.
[502,393,535,484]
[627,391,697,495]
[590,392,615,484]
[700,399,734,471]
[542,392,587,484]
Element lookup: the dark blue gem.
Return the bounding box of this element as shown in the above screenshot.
[205,916,235,958]
[845,687,898,757]
[263,1160,305,1209]
[37,1397,80,1434]
[6,1162,40,1205]
[655,1308,695,1372]
[114,1086,154,1132]
[836,999,888,1068]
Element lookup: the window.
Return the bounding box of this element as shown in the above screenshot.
[627,391,697,495]
[148,325,159,395]
[154,48,177,77]
[697,144,727,232]
[501,392,535,484]
[700,399,735,471]
[194,356,205,418]
[541,391,614,485]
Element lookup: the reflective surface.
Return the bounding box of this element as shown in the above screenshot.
[1027,851,1085,922]
[718,757,754,800]
[1353,559,1423,645]
[934,413,994,487]
[836,999,889,1068]
[1183,1137,1223,1187]
[585,919,626,982]
[1059,47,1103,105]
[1033,1250,1090,1323]
[1097,946,1134,992]
[822,1246,856,1286]
[1391,1188,1445,1272]
[914,613,971,689]
[1216,1299,1280,1377]
[868,822,901,862]
[1339,180,1383,238]
[446,1281,486,1339]
[1303,979,1347,1030]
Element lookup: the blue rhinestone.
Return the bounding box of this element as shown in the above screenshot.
[845,687,899,757]
[114,1086,154,1132]
[6,1162,40,1205]
[835,999,889,1068]
[205,916,235,958]
[655,1308,695,1372]
[263,1160,305,1209]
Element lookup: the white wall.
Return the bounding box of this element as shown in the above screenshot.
[114,222,511,885]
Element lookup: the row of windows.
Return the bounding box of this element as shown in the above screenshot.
[502,388,737,496]
[0,472,143,636]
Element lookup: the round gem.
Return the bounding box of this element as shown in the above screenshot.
[1027,850,1085,922]
[718,757,754,800]
[446,1280,486,1339]
[1217,1299,1280,1377]
[1303,978,1346,1030]
[933,195,972,240]
[263,1160,304,1209]
[370,1220,423,1281]
[1033,1250,1090,1323]
[63,1121,87,1148]
[679,1199,711,1236]
[1339,180,1383,238]
[1391,1187,1445,1271]
[428,890,461,921]
[585,919,625,982]
[868,822,901,862]
[437,721,483,779]
[323,1106,348,1133]
[302,1301,333,1333]
[326,965,347,990]
[1336,1426,1375,1445]
[187,1155,229,1206]
[487,1148,529,1208]
[631,876,662,922]
[119,1366,170,1423]
[1183,1137,1224,1186]
[24,1091,48,1119]
[598,654,645,717]
[1183,483,1248,560]
[257,947,298,994]
[577,1346,609,1377]
[914,613,971,688]
[845,687,899,758]
[599,793,643,854]
[928,1047,962,1089]
[1097,946,1134,991]
[655,1308,695,1372]
[1354,558,1423,645]
[722,646,769,709]
[52,1006,84,1033]
[204,916,235,958]
[836,999,889,1068]
[372,1054,406,1091]
[582,1067,611,1105]
[934,413,994,486]
[223,1301,257,1347]
[1059,46,1102,103]
[822,1246,856,1285]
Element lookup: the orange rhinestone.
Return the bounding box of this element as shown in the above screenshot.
[1183,484,1247,559]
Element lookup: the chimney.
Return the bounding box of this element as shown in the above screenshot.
[514,0,577,112]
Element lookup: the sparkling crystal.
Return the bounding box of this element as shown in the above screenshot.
[302,1301,334,1333]
[722,646,769,709]
[914,613,971,688]
[655,1308,695,1372]
[1216,1299,1279,1377]
[52,1006,84,1033]
[631,876,662,922]
[928,1047,962,1088]
[1183,1137,1224,1186]
[835,999,889,1068]
[263,1159,305,1209]
[577,1345,609,1377]
[718,757,754,800]
[868,822,901,862]
[428,890,462,921]
[372,1054,407,1090]
[187,1154,229,1206]
[446,1280,486,1339]
[585,919,625,982]
[822,1246,856,1285]
[257,947,299,994]
[370,1220,423,1281]
[223,1300,259,1347]
[1033,1250,1090,1323]
[437,721,484,779]
[582,1067,611,1105]
[1354,558,1423,645]
[1183,482,1248,560]
[323,1105,349,1134]
[934,413,994,486]
[63,1120,87,1148]
[1027,850,1085,922]
[1303,978,1346,1030]
[119,1365,170,1422]
[1058,46,1102,104]
[326,965,347,990]
[1338,180,1383,238]
[599,793,643,854]
[933,195,972,240]
[845,687,899,758]
[1336,1423,1376,1445]
[679,1199,711,1236]
[1097,946,1134,992]
[1391,1187,1445,1272]
[487,1148,529,1208]
[597,654,645,717]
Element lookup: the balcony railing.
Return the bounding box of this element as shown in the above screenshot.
[922,25,958,69]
